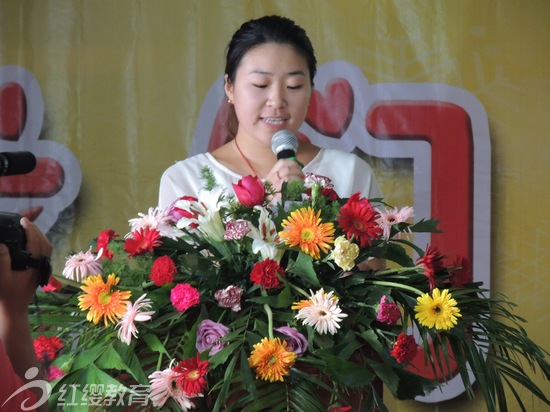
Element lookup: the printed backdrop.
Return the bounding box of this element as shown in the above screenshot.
[1,1,549,411]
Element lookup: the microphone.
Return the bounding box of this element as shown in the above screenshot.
[271,130,299,161]
[0,151,37,176]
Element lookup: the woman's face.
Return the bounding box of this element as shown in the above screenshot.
[225,42,312,146]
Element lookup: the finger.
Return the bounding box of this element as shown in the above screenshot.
[0,243,11,274]
[20,217,52,258]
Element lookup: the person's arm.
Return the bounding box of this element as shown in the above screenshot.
[0,217,52,412]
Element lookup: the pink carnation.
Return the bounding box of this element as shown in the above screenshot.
[376,296,401,325]
[170,283,200,312]
[45,365,65,381]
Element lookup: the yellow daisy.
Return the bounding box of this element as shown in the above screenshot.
[278,207,335,260]
[414,288,462,330]
[248,337,296,382]
[78,273,132,326]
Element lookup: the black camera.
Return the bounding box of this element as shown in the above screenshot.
[0,212,32,270]
[0,212,51,285]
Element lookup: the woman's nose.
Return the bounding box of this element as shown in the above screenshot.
[267,88,287,108]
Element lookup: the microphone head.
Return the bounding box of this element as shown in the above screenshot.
[0,151,37,176]
[271,130,298,155]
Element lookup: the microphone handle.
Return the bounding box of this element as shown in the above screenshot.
[276,149,304,167]
[276,149,297,160]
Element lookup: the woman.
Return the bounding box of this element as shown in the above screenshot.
[158,15,381,208]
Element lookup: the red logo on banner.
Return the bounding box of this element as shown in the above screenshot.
[0,66,82,234]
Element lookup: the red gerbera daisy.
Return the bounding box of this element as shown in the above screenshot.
[250,258,285,290]
[97,229,118,259]
[390,333,418,364]
[416,245,446,290]
[173,354,209,396]
[150,255,177,286]
[124,227,162,257]
[448,255,473,289]
[336,193,382,248]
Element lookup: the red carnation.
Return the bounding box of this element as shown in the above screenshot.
[416,245,446,290]
[124,227,162,257]
[390,333,418,364]
[97,229,118,259]
[250,258,285,290]
[336,192,382,248]
[34,335,63,362]
[150,255,177,286]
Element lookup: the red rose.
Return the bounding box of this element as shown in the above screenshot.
[233,175,265,207]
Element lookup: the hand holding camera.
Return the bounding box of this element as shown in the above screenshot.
[0,212,52,287]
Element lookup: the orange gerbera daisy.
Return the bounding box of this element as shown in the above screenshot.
[248,337,296,382]
[278,207,335,259]
[78,273,132,326]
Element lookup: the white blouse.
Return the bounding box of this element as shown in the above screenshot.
[158,148,382,209]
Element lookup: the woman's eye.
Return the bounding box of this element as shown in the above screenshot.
[288,85,303,90]
[253,84,267,89]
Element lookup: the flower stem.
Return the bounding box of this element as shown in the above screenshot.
[261,289,274,339]
[288,282,309,298]
[370,280,423,296]
[374,266,421,276]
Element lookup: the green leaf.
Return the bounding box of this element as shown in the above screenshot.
[410,218,441,233]
[324,354,375,387]
[70,346,106,371]
[142,333,170,357]
[292,252,320,287]
[95,344,128,371]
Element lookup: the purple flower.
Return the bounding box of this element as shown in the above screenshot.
[214,285,244,312]
[376,296,401,325]
[196,319,230,355]
[274,326,308,356]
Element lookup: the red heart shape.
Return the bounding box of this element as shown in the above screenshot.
[306,78,353,138]
[0,82,27,140]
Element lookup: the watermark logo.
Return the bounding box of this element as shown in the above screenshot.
[2,368,153,409]
[2,367,51,411]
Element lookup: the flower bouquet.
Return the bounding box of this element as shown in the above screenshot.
[31,169,550,411]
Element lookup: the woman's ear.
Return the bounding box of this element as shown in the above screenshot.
[224,75,234,103]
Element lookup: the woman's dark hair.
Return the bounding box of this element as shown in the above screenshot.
[225,15,317,85]
[224,16,317,139]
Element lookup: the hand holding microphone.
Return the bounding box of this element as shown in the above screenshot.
[269,130,304,187]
